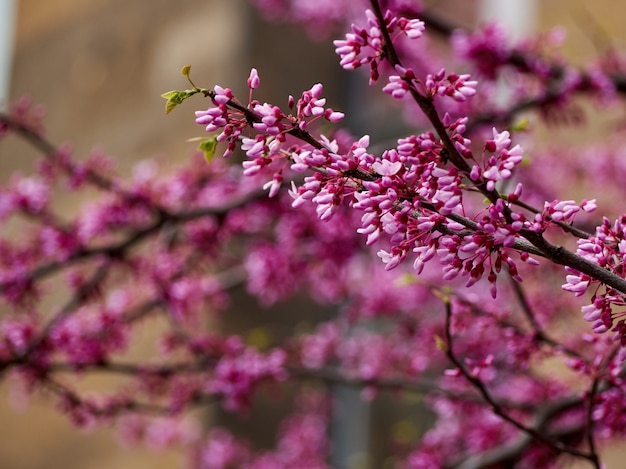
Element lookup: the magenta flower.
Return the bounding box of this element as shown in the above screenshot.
[247,68,260,90]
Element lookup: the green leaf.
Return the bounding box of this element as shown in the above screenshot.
[394,273,419,286]
[392,420,419,444]
[246,326,273,351]
[181,64,192,78]
[510,117,529,132]
[161,90,179,114]
[434,335,448,352]
[431,286,452,303]
[198,137,218,163]
[160,89,198,114]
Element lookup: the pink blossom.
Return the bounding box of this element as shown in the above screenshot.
[479,128,524,191]
[196,429,249,469]
[301,322,339,369]
[383,74,410,99]
[334,8,424,84]
[452,23,510,79]
[247,68,261,90]
[425,69,478,102]
[399,17,425,39]
[12,175,50,214]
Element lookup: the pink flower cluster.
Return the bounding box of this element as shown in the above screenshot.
[334,8,424,83]
[471,128,523,191]
[208,341,287,411]
[193,61,551,300]
[452,23,511,79]
[563,215,626,359]
[383,66,478,103]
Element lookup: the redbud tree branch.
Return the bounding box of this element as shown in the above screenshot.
[442,297,600,467]
[368,0,626,296]
[198,65,622,297]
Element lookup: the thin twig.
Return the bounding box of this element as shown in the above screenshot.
[508,274,584,359]
[442,297,597,463]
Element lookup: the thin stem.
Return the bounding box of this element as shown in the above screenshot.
[42,375,173,416]
[508,196,593,240]
[25,262,111,356]
[0,191,263,297]
[508,274,584,359]
[443,297,597,463]
[0,113,119,193]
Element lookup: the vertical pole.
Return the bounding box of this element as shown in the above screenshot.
[478,0,536,42]
[0,0,17,110]
[330,382,371,469]
[478,0,536,106]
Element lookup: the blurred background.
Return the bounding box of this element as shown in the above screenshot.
[1,0,626,468]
